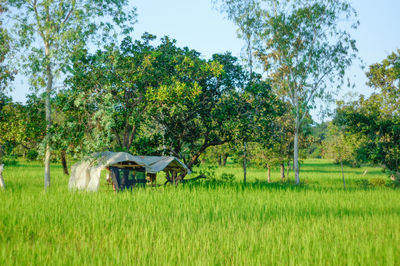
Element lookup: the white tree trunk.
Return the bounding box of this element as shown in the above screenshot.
[44,44,53,189]
[294,116,300,185]
[0,164,5,190]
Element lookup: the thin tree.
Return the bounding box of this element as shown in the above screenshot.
[7,0,136,188]
[217,0,358,184]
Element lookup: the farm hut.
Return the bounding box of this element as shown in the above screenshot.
[69,152,191,192]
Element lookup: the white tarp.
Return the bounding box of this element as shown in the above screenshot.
[69,152,191,192]
[69,152,141,192]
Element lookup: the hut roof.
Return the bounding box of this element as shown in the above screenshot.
[132,155,191,174]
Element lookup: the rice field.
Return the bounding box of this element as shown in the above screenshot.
[0,159,399,265]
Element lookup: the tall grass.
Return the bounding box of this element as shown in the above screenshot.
[0,160,399,265]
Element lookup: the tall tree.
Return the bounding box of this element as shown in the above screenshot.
[7,0,136,188]
[218,0,358,184]
[214,0,263,183]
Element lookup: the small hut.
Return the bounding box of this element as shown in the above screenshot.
[69,152,190,192]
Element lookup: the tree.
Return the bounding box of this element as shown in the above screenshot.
[233,0,357,184]
[63,34,157,155]
[336,94,400,177]
[146,49,249,171]
[7,0,136,188]
[366,49,400,113]
[322,122,362,188]
[0,94,45,152]
[214,0,264,182]
[336,51,400,178]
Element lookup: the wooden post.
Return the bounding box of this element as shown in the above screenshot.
[0,164,5,190]
[121,169,129,189]
[172,171,177,186]
[110,167,121,192]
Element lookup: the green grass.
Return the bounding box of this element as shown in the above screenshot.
[1,159,399,265]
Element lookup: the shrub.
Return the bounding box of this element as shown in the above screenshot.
[26,149,39,161]
[355,179,370,189]
[3,155,18,166]
[198,165,217,180]
[369,178,386,187]
[220,173,235,183]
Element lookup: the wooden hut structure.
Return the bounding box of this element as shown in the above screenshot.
[69,152,190,192]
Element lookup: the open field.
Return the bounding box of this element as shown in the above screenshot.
[1,160,399,265]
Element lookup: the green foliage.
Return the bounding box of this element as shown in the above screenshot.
[26,149,39,161]
[335,51,400,176]
[220,172,235,182]
[216,0,358,183]
[369,178,387,187]
[0,94,45,156]
[0,1,14,91]
[367,49,400,109]
[64,35,281,169]
[197,165,217,180]
[8,0,137,84]
[354,179,370,189]
[6,0,137,186]
[322,122,362,168]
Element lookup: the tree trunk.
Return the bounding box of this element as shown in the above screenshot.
[294,116,300,185]
[243,142,247,184]
[287,159,290,182]
[60,150,69,175]
[0,164,5,190]
[44,44,53,189]
[280,163,285,181]
[341,159,346,190]
[267,164,271,183]
[218,155,222,166]
[223,153,228,166]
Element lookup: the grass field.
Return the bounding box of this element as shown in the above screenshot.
[1,159,399,265]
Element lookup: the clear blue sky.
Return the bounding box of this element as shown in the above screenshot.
[10,0,400,109]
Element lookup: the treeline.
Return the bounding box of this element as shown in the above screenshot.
[0,0,398,186]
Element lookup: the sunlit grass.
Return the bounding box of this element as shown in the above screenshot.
[0,159,399,265]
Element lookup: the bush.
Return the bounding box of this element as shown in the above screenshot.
[355,179,370,189]
[26,149,39,161]
[3,155,18,166]
[198,165,217,180]
[356,178,387,188]
[220,173,235,183]
[369,178,386,187]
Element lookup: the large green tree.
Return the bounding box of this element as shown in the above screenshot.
[336,51,400,178]
[63,34,157,155]
[7,0,136,188]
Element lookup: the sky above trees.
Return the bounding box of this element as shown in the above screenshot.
[9,0,400,106]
